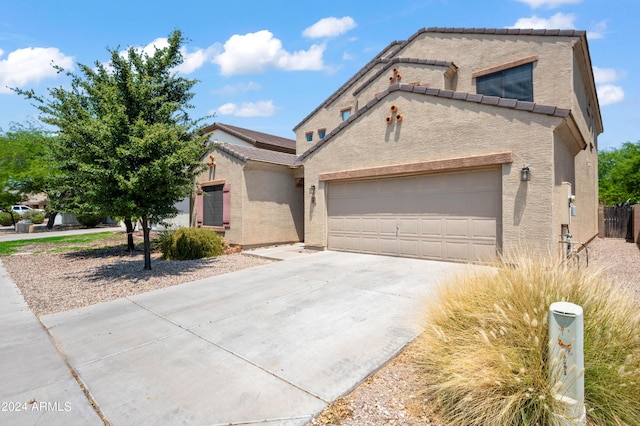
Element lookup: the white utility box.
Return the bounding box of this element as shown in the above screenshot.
[548,301,586,425]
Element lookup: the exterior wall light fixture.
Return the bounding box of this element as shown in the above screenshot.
[520,165,531,182]
[309,184,316,204]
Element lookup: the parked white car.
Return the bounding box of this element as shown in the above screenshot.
[11,205,44,216]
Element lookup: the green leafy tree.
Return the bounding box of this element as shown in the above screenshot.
[598,141,640,205]
[16,30,208,269]
[0,123,53,227]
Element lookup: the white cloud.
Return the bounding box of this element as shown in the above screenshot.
[0,47,74,94]
[592,66,626,106]
[588,20,607,40]
[213,30,325,75]
[509,12,576,29]
[213,81,261,96]
[214,100,276,117]
[302,16,357,39]
[597,84,624,106]
[342,52,353,61]
[515,0,582,8]
[126,37,219,75]
[592,66,626,84]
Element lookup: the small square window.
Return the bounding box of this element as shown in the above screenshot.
[341,109,351,121]
[318,129,326,139]
[305,132,313,142]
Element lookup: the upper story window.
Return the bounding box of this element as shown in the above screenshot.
[476,62,533,102]
[305,132,313,142]
[340,108,352,121]
[318,129,326,139]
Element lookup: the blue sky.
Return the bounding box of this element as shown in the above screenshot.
[0,0,637,150]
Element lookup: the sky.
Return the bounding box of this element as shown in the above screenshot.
[0,0,638,151]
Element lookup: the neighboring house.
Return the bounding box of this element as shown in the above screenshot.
[294,27,602,262]
[193,123,303,247]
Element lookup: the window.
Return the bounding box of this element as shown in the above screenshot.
[476,63,533,102]
[341,108,352,121]
[318,129,326,139]
[202,185,224,227]
[197,182,230,228]
[306,132,313,142]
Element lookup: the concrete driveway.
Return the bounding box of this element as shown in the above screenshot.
[29,251,472,425]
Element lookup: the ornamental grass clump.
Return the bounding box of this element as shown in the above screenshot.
[415,252,640,426]
[160,227,225,260]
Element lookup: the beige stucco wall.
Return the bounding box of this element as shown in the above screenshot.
[303,91,574,257]
[194,150,303,247]
[241,162,304,246]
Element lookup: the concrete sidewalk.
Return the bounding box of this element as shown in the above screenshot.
[2,249,475,425]
[0,261,101,425]
[0,226,120,242]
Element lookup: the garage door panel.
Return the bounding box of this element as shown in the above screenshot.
[360,217,379,234]
[359,236,380,253]
[421,240,445,259]
[445,218,469,237]
[445,241,470,261]
[378,238,397,256]
[471,219,497,238]
[344,217,361,233]
[420,218,443,237]
[329,216,344,232]
[378,218,397,235]
[398,239,419,257]
[398,218,419,236]
[327,168,501,262]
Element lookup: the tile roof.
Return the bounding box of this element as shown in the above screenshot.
[216,143,298,167]
[202,122,296,154]
[352,58,457,97]
[293,26,585,132]
[297,84,572,163]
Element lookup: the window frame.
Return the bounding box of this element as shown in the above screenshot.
[305,131,313,142]
[318,128,326,139]
[197,179,230,231]
[340,108,352,121]
[474,58,536,102]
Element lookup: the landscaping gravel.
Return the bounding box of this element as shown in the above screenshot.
[2,244,274,317]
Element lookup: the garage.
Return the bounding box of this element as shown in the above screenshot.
[327,168,502,262]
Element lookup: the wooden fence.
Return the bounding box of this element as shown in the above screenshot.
[601,205,633,239]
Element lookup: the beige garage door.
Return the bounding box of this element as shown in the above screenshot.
[327,168,501,262]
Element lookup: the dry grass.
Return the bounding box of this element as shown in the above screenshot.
[413,251,640,425]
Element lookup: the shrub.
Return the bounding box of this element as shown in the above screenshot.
[160,227,225,260]
[415,252,640,426]
[0,211,21,226]
[22,210,45,224]
[76,213,104,228]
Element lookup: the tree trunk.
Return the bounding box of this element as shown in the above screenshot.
[124,217,136,253]
[141,215,152,270]
[46,212,57,229]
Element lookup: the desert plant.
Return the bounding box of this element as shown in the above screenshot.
[22,210,45,224]
[76,213,104,228]
[161,227,225,260]
[151,229,174,253]
[415,252,640,426]
[0,211,21,226]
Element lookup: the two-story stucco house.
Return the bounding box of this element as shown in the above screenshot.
[195,27,601,263]
[294,27,601,262]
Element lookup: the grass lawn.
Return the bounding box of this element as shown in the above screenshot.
[0,232,120,256]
